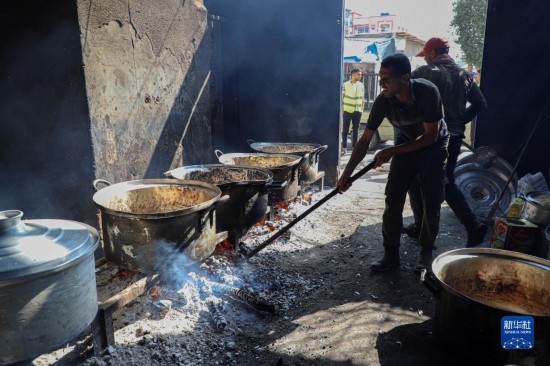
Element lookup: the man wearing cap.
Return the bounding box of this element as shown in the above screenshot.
[404,37,488,247]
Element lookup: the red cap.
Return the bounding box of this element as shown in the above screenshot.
[416,37,450,57]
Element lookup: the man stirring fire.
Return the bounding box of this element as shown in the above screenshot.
[337,53,449,272]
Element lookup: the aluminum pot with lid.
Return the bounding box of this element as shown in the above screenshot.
[0,210,99,365]
[92,179,228,273]
[521,190,550,227]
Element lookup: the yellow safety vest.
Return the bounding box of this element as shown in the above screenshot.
[342,80,364,113]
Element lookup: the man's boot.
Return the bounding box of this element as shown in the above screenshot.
[402,223,420,241]
[414,249,433,273]
[370,248,400,272]
[465,220,488,248]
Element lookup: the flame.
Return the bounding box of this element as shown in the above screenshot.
[151,285,160,298]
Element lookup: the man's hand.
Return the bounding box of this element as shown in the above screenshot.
[336,174,352,193]
[373,148,395,168]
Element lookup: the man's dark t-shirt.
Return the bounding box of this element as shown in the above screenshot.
[366,78,449,150]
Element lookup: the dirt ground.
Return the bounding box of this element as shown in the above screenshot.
[32,149,489,366]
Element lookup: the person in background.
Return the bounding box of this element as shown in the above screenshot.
[341,69,365,155]
[337,53,449,273]
[475,68,482,85]
[405,37,488,247]
[467,64,477,80]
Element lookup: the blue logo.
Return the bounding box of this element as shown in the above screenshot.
[501,316,534,350]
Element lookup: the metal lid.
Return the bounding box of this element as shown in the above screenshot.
[525,190,550,208]
[0,210,99,281]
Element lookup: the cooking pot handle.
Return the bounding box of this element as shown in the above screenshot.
[247,139,256,146]
[420,269,441,297]
[92,179,112,192]
[201,194,230,225]
[266,180,288,189]
[214,149,224,159]
[312,145,328,155]
[295,154,309,170]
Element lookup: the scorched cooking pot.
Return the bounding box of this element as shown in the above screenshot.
[215,150,305,205]
[521,190,550,227]
[164,164,274,242]
[247,139,328,185]
[0,210,99,365]
[92,179,228,273]
[421,248,550,365]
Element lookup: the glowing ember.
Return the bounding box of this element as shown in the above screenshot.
[151,286,160,298]
[214,239,234,253]
[109,269,138,283]
[275,201,290,209]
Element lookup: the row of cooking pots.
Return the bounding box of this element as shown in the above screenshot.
[94,141,327,273]
[0,141,327,364]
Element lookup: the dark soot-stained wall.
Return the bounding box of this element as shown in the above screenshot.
[478,0,550,180]
[206,0,343,184]
[0,1,95,225]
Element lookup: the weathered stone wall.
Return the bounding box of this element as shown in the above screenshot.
[77,0,219,182]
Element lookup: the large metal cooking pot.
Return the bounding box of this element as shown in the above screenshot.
[521,190,550,227]
[92,179,228,273]
[215,150,305,205]
[247,139,328,185]
[421,248,550,365]
[0,210,99,365]
[164,165,274,242]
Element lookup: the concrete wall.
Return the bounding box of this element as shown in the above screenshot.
[0,1,96,225]
[0,0,222,226]
[77,0,221,183]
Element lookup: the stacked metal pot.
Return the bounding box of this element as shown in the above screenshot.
[454,152,518,219]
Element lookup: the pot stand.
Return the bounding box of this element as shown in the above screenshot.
[91,272,161,355]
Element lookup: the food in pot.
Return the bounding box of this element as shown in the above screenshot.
[230,155,298,168]
[443,262,550,316]
[186,168,269,185]
[253,144,317,154]
[106,186,213,214]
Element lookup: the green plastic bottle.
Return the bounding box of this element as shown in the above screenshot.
[506,197,524,219]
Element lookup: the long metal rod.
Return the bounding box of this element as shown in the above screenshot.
[245,160,376,258]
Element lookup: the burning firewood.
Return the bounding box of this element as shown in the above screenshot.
[193,275,278,314]
[226,287,277,314]
[207,282,277,314]
[207,300,227,330]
